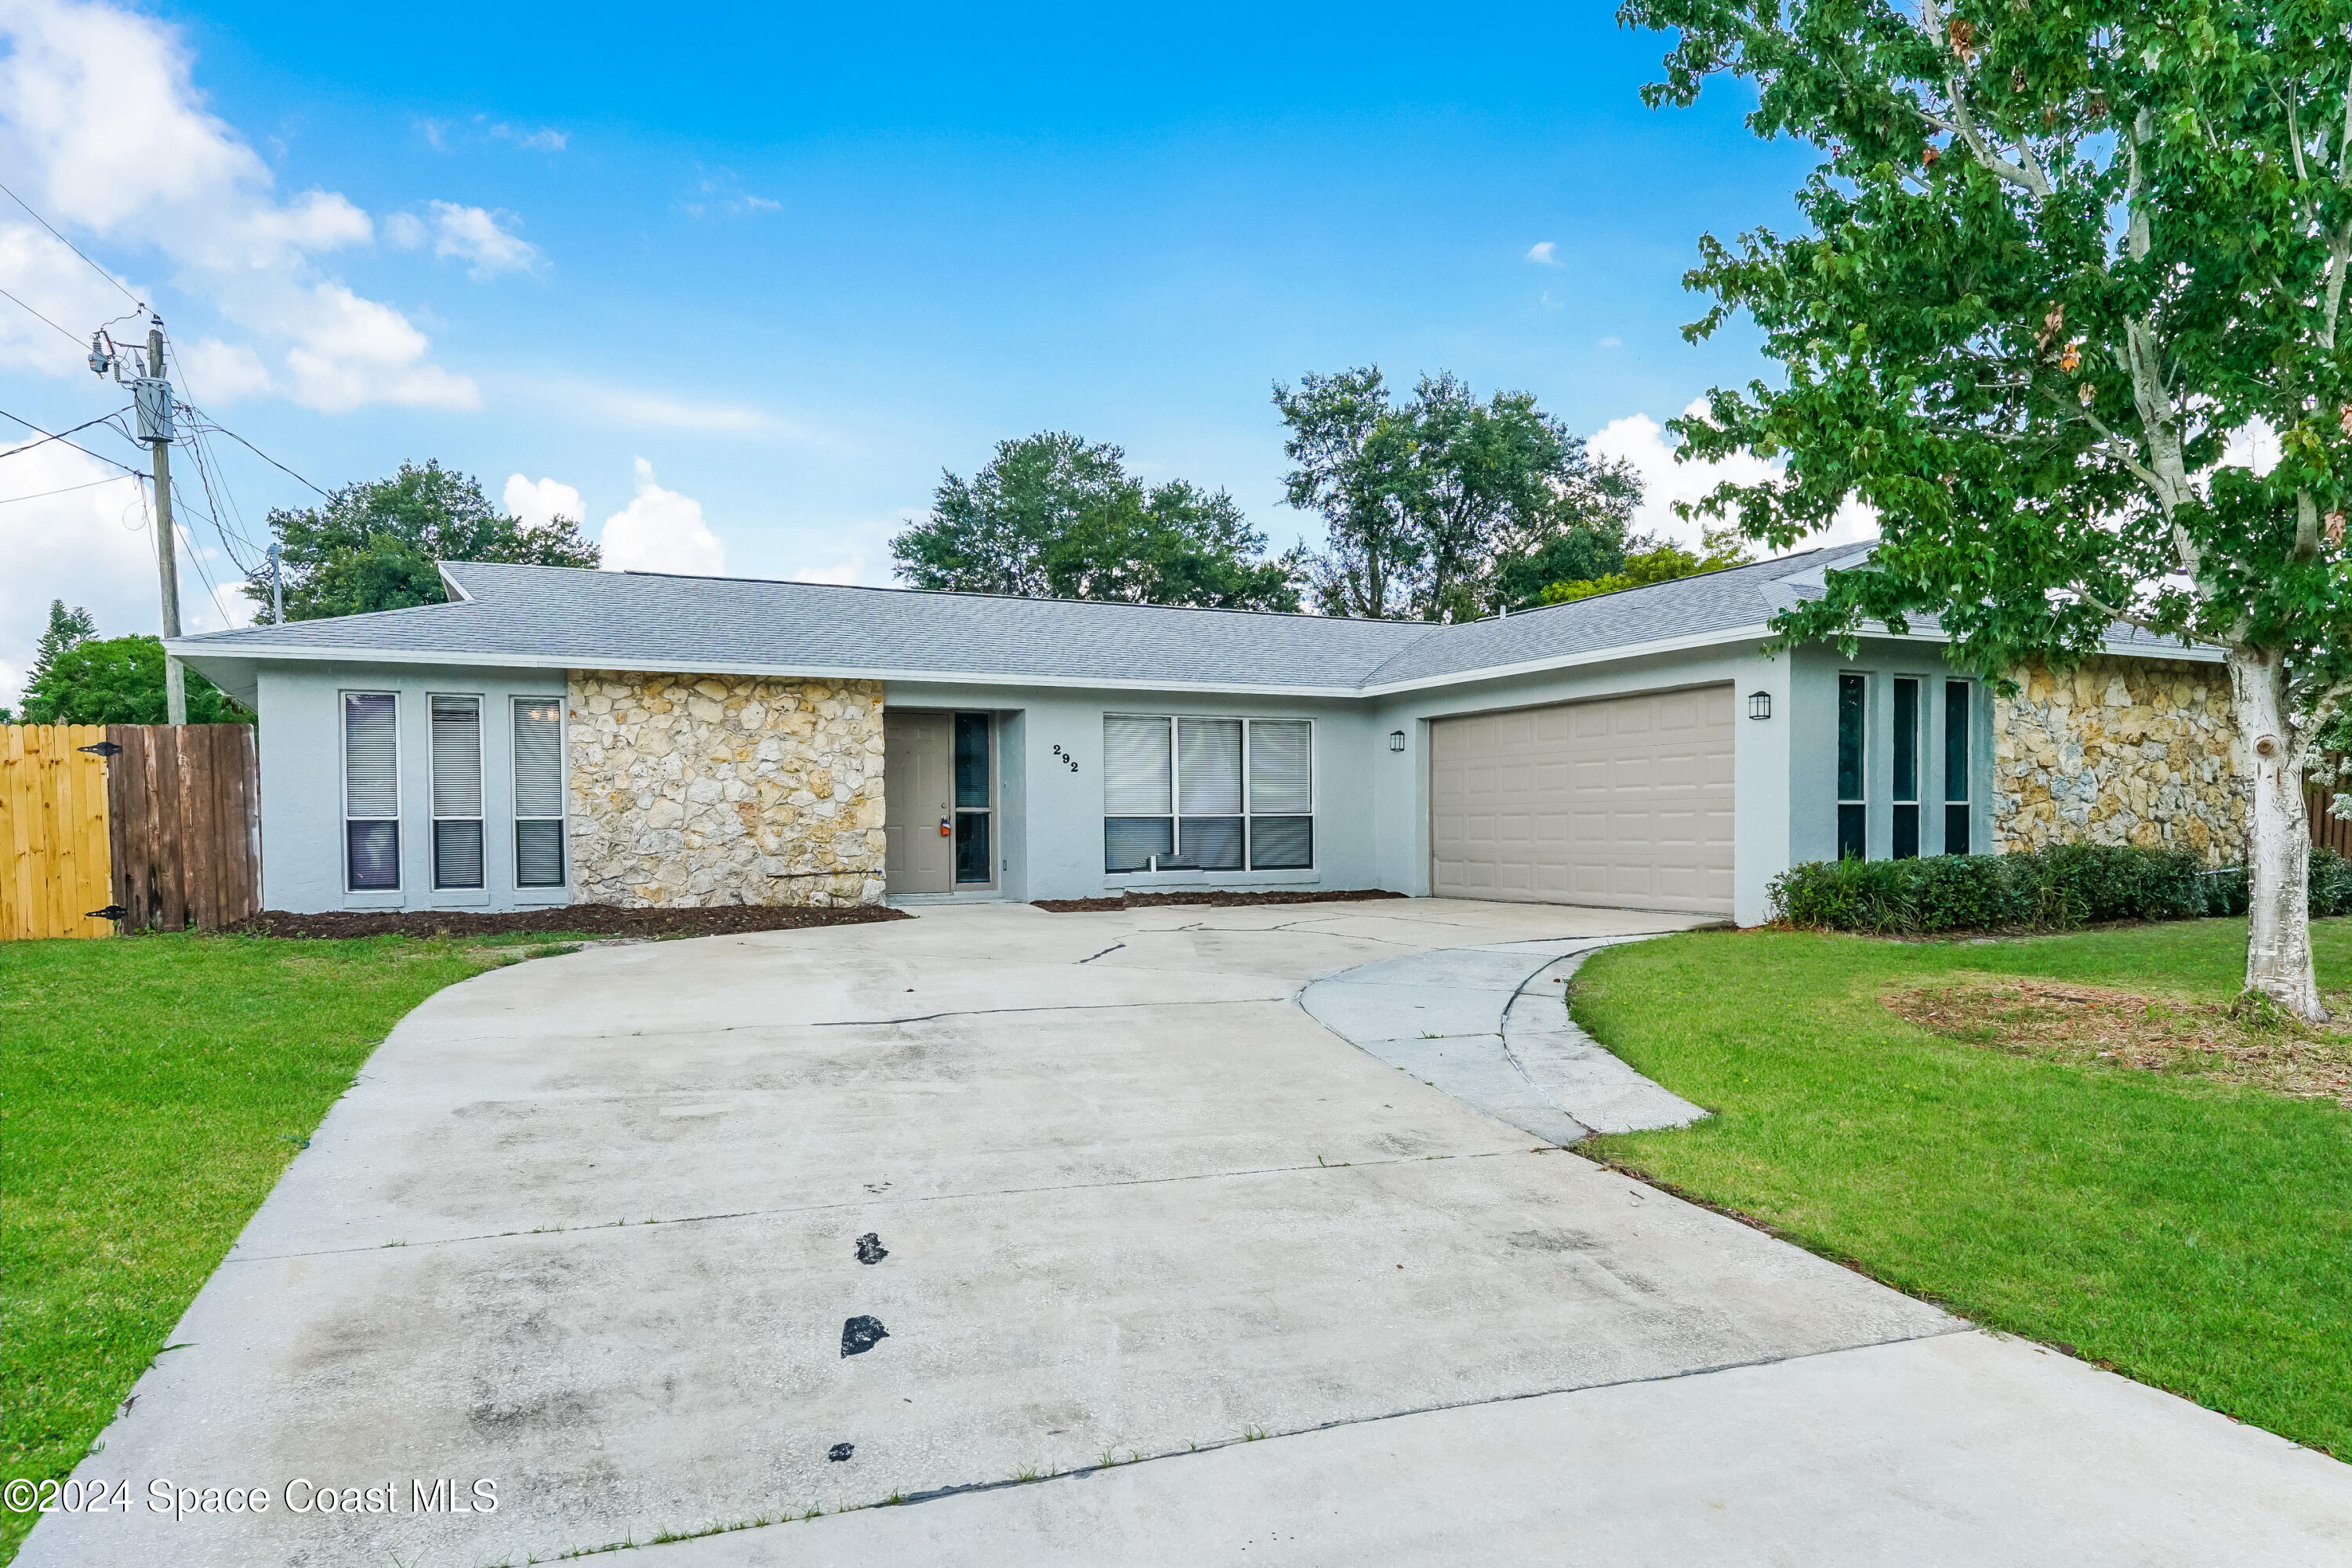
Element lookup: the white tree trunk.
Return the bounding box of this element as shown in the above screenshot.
[2228,647,2327,1021]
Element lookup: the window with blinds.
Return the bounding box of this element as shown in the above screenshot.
[512,697,566,888]
[1102,716,1312,873]
[430,695,485,889]
[343,692,400,891]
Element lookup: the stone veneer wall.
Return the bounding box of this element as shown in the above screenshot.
[1992,655,2244,866]
[566,672,886,907]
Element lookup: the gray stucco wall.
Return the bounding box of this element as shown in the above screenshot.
[236,633,2021,922]
[1784,639,1996,871]
[884,682,1381,905]
[252,662,572,913]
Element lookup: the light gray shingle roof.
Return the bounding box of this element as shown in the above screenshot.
[168,540,2209,694]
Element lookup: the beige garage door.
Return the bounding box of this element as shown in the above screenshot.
[1429,684,1736,913]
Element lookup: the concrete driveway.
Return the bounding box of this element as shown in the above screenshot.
[24,898,2352,1566]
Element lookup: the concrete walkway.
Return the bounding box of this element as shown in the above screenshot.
[24,898,2352,1567]
[1300,937,1708,1142]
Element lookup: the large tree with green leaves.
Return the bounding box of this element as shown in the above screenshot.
[249,461,598,622]
[1274,368,1640,619]
[1622,0,2352,1018]
[20,635,245,725]
[891,432,1303,611]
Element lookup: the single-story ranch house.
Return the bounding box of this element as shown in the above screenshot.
[168,542,2244,928]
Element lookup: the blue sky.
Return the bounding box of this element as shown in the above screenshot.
[0,0,1835,689]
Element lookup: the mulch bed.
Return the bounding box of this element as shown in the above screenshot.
[1033,888,1407,913]
[213,904,911,941]
[1886,980,2352,1106]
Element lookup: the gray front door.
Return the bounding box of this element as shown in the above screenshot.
[884,713,955,894]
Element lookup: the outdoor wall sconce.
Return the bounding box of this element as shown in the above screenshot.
[1748,691,1772,720]
[1388,730,1406,752]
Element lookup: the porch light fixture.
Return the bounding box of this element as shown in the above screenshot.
[1748,691,1772,720]
[1388,730,1406,752]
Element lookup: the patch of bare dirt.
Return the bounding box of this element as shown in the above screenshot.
[214,904,911,941]
[1033,888,1408,913]
[1886,981,2352,1106]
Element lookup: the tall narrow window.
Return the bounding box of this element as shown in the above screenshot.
[1103,716,1174,872]
[1944,680,1972,855]
[513,697,566,888]
[1178,717,1244,870]
[1891,677,1921,860]
[1836,673,1867,861]
[343,692,400,891]
[430,695,485,889]
[1247,719,1312,869]
[953,713,992,884]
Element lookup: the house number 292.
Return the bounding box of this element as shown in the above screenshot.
[1049,745,1079,773]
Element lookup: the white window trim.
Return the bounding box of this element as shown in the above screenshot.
[511,695,569,890]
[341,689,401,894]
[429,692,487,891]
[1103,714,1316,874]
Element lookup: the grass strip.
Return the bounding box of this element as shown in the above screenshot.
[1569,917,2352,1459]
[0,931,563,1563]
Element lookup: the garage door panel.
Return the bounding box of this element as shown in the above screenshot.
[1430,684,1735,916]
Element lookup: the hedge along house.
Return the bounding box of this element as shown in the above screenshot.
[166,543,2242,928]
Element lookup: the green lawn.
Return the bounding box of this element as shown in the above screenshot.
[0,932,571,1562]
[1571,918,2352,1459]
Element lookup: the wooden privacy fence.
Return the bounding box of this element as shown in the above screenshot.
[2,725,114,939]
[2314,783,2352,858]
[0,723,260,939]
[105,724,262,933]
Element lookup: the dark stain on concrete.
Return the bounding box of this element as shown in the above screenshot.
[827,1443,855,1461]
[840,1316,890,1356]
[855,1232,888,1265]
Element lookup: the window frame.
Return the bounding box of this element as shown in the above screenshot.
[428,692,487,891]
[1835,673,1867,862]
[1890,676,1922,861]
[1102,713,1316,874]
[952,711,994,886]
[1944,678,1973,855]
[510,695,568,891]
[341,690,401,893]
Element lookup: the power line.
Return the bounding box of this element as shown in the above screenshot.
[0,176,144,310]
[182,415,332,499]
[0,407,146,474]
[0,474,137,506]
[0,283,85,346]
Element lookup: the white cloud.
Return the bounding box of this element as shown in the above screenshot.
[787,517,903,586]
[1596,335,1622,349]
[488,122,568,152]
[174,336,272,402]
[503,473,583,529]
[0,0,477,411]
[421,201,539,279]
[1591,399,1876,554]
[599,459,724,575]
[0,440,249,702]
[383,212,426,250]
[1524,241,1559,266]
[574,383,808,437]
[2222,418,2280,476]
[680,165,780,219]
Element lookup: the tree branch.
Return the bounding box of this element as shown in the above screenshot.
[1917,0,2053,198]
[2291,677,2352,768]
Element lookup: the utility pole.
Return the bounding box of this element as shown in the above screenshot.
[267,542,284,624]
[136,321,185,724]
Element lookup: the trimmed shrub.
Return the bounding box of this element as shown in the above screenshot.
[1769,841,2336,935]
[2311,847,2352,918]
